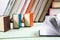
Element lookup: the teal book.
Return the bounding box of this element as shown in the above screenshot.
[13,14,22,29]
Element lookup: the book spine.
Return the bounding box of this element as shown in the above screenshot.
[18,14,22,28]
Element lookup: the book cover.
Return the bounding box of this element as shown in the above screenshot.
[0,16,10,32]
[24,12,33,27]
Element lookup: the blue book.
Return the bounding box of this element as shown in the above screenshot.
[13,14,22,29]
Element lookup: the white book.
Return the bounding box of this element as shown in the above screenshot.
[0,0,9,16]
[4,0,15,16]
[50,9,60,16]
[34,0,44,20]
[10,0,21,19]
[21,0,30,19]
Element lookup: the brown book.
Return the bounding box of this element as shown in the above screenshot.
[0,16,10,32]
[38,0,53,22]
[52,2,60,8]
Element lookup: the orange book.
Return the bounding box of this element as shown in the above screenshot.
[22,0,34,22]
[24,12,34,27]
[25,0,35,14]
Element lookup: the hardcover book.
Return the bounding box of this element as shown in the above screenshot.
[24,12,33,27]
[0,16,10,32]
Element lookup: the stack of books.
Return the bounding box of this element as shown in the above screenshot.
[49,0,60,16]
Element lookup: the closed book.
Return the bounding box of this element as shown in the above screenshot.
[35,0,48,22]
[13,14,22,29]
[52,2,60,8]
[49,8,60,16]
[34,0,44,21]
[38,0,53,22]
[0,16,10,32]
[54,0,60,1]
[24,12,33,27]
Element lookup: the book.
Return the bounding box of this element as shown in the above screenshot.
[54,0,60,1]
[34,0,44,21]
[0,0,9,16]
[38,0,53,22]
[52,2,60,8]
[22,0,35,22]
[49,8,60,16]
[21,0,30,22]
[30,0,39,13]
[13,14,22,29]
[25,0,35,14]
[0,16,10,32]
[35,0,48,22]
[4,0,15,16]
[24,12,33,27]
[10,0,21,19]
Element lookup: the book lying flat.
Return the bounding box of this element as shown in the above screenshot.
[35,0,48,22]
[49,8,60,16]
[52,2,60,8]
[0,16,10,32]
[24,12,33,27]
[13,14,22,29]
[4,0,15,16]
[38,0,53,22]
[54,0,60,1]
[0,0,9,16]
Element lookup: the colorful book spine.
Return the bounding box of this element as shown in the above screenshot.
[13,14,22,29]
[24,12,33,27]
[0,16,10,32]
